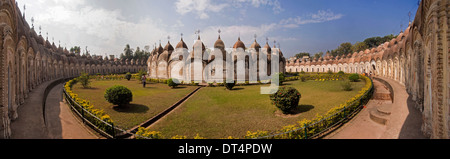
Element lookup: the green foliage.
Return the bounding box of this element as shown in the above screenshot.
[300,76,307,82]
[341,80,353,91]
[352,41,369,53]
[327,70,333,74]
[77,72,91,88]
[104,85,133,107]
[191,81,199,86]
[225,81,236,90]
[314,52,324,59]
[349,73,360,82]
[136,127,163,139]
[167,78,178,88]
[125,72,132,81]
[69,46,81,54]
[137,70,147,81]
[363,34,397,48]
[270,87,301,114]
[338,71,345,75]
[331,42,353,57]
[295,52,310,59]
[272,72,285,85]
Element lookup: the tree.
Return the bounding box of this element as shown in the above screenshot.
[314,52,324,59]
[123,44,134,60]
[134,47,145,60]
[77,72,90,88]
[352,42,369,53]
[70,46,81,54]
[363,34,397,48]
[295,52,310,59]
[336,42,353,56]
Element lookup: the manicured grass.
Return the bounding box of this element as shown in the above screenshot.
[71,79,198,129]
[147,80,365,138]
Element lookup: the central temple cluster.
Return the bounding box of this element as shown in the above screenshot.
[147,35,286,83]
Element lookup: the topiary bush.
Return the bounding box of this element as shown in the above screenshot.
[104,85,133,108]
[125,72,132,81]
[225,81,236,90]
[167,78,178,88]
[270,87,301,114]
[349,73,360,82]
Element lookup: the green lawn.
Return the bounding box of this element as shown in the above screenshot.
[147,80,365,138]
[71,79,198,129]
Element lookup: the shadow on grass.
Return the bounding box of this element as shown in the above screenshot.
[232,87,245,91]
[289,104,315,115]
[112,104,149,114]
[78,87,100,90]
[171,86,187,89]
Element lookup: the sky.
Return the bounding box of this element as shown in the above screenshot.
[17,0,420,59]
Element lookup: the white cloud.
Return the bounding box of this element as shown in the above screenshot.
[175,0,283,19]
[233,0,283,14]
[175,0,229,19]
[279,10,344,28]
[19,0,178,57]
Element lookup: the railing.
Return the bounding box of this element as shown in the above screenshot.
[62,85,128,138]
[254,76,374,139]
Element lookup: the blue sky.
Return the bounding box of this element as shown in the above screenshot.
[18,0,419,58]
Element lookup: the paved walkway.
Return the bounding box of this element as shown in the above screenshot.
[326,77,426,139]
[10,81,98,139]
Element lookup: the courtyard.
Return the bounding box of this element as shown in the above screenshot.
[71,76,365,138]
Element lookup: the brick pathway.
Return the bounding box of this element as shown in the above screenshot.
[10,81,98,139]
[325,77,426,139]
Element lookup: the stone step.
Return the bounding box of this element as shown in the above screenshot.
[369,107,390,125]
[376,104,392,115]
[373,93,392,101]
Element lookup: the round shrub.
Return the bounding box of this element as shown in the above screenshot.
[349,73,360,82]
[225,81,236,90]
[167,78,178,88]
[270,87,301,114]
[125,72,132,81]
[104,85,133,107]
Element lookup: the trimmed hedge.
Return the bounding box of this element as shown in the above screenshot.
[104,85,133,107]
[270,87,301,114]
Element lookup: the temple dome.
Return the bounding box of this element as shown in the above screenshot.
[250,39,261,50]
[263,41,271,53]
[214,35,225,50]
[233,37,245,49]
[176,38,188,49]
[163,41,174,51]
